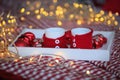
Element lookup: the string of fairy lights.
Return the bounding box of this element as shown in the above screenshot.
[19,0,119,27]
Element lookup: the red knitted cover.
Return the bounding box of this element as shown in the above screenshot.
[43,34,67,48]
[66,28,93,49]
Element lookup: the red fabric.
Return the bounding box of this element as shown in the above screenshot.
[0,70,26,80]
[102,0,120,14]
[67,28,93,49]
[43,34,67,48]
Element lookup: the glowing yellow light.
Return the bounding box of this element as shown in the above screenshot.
[112,16,115,20]
[69,14,74,19]
[114,21,118,26]
[69,61,74,66]
[34,10,39,14]
[115,12,119,16]
[10,28,14,32]
[8,20,11,24]
[7,13,10,18]
[73,3,79,8]
[26,11,30,15]
[57,20,62,26]
[29,57,34,62]
[100,17,104,22]
[40,8,44,12]
[53,0,57,3]
[100,10,104,15]
[107,20,111,25]
[108,11,113,17]
[9,16,14,19]
[79,4,83,8]
[95,18,99,22]
[96,14,101,18]
[20,17,25,21]
[1,41,4,44]
[0,23,2,27]
[64,3,69,8]
[2,20,6,25]
[43,11,48,16]
[29,25,33,29]
[56,6,62,10]
[49,11,54,16]
[77,20,82,25]
[20,8,25,13]
[89,8,93,12]
[36,15,41,20]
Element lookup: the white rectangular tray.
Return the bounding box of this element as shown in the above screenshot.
[8,28,115,61]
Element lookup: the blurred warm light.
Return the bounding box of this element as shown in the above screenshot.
[29,25,33,29]
[115,12,119,16]
[86,70,90,75]
[57,20,62,26]
[34,10,39,14]
[77,20,82,25]
[20,8,25,13]
[53,0,57,3]
[114,21,118,26]
[20,16,25,21]
[18,1,119,27]
[26,11,30,15]
[36,15,41,20]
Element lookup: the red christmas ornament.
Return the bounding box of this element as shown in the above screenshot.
[23,32,35,42]
[15,39,28,47]
[92,38,103,49]
[18,35,30,46]
[92,34,107,49]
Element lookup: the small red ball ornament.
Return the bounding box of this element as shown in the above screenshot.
[23,32,35,42]
[15,39,28,47]
[18,35,30,46]
[92,34,107,49]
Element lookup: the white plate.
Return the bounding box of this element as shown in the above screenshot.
[8,28,115,61]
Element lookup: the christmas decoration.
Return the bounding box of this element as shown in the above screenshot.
[92,34,107,49]
[18,0,119,27]
[0,11,20,61]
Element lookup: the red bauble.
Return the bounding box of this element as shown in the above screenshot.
[92,34,107,49]
[18,35,30,46]
[95,34,107,44]
[23,32,35,42]
[15,39,28,47]
[92,38,103,49]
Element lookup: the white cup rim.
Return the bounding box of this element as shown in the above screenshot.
[45,27,65,39]
[71,28,92,36]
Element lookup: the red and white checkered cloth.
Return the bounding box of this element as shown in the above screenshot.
[0,16,120,80]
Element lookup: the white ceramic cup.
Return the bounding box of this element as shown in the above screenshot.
[71,28,91,36]
[70,27,93,49]
[45,27,65,39]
